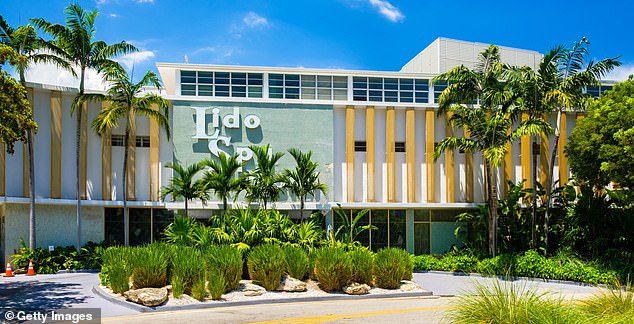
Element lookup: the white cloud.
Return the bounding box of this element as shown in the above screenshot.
[24,63,108,91]
[107,13,119,18]
[243,12,269,27]
[136,0,154,3]
[368,0,404,22]
[192,47,216,56]
[115,50,156,70]
[603,64,634,82]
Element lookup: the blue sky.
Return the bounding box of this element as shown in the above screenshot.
[2,0,633,88]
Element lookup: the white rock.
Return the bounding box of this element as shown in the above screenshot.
[276,275,307,292]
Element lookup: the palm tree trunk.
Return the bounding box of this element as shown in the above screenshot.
[184,199,188,218]
[123,127,130,246]
[544,109,562,256]
[485,162,498,257]
[223,195,228,223]
[76,68,85,253]
[531,135,537,250]
[19,72,36,251]
[300,196,305,223]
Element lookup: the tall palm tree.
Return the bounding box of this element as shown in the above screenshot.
[0,16,71,250]
[535,38,620,254]
[282,148,327,222]
[31,3,136,250]
[81,67,170,246]
[200,152,247,218]
[433,45,547,257]
[160,161,206,218]
[246,144,285,210]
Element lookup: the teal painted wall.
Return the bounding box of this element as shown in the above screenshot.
[431,222,462,254]
[171,101,334,202]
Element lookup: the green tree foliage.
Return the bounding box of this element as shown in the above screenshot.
[283,148,327,222]
[86,67,171,246]
[246,144,285,209]
[433,45,547,257]
[160,161,206,217]
[567,77,634,189]
[200,152,247,217]
[0,45,34,153]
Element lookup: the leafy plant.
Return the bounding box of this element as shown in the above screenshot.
[282,245,309,280]
[190,272,207,301]
[373,248,412,289]
[247,244,286,290]
[312,247,352,292]
[101,246,134,294]
[207,269,226,300]
[204,245,242,292]
[164,216,197,246]
[130,243,168,289]
[333,205,376,244]
[349,248,374,285]
[170,245,201,297]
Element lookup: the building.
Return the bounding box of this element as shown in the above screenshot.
[0,38,616,264]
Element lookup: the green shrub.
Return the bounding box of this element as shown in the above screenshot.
[247,244,286,290]
[207,269,226,300]
[412,254,441,271]
[516,250,558,279]
[170,246,201,297]
[11,240,106,274]
[374,248,412,289]
[190,272,207,301]
[204,245,243,292]
[475,254,516,276]
[580,282,634,322]
[349,248,374,285]
[446,279,581,324]
[282,246,309,280]
[437,254,479,273]
[101,246,134,294]
[313,247,352,292]
[131,243,168,289]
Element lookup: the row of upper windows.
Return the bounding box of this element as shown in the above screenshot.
[179,70,612,102]
[111,135,151,148]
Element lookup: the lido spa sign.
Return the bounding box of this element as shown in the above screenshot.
[192,107,261,164]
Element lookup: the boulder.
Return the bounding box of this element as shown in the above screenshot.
[123,287,168,307]
[242,282,266,297]
[399,280,423,292]
[343,282,370,295]
[276,275,307,292]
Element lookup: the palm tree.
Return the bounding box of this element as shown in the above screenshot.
[31,3,136,251]
[200,152,247,218]
[82,67,170,246]
[0,16,71,250]
[534,38,620,254]
[433,45,547,257]
[160,161,206,218]
[246,144,285,210]
[282,148,327,222]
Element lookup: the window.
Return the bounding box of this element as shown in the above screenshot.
[395,142,406,152]
[112,135,150,147]
[352,76,429,103]
[354,141,367,152]
[136,136,151,148]
[433,81,447,103]
[111,134,125,147]
[180,70,263,98]
[269,74,348,101]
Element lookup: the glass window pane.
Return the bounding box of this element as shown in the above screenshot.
[369,90,382,102]
[384,78,398,90]
[400,78,413,90]
[231,72,246,85]
[248,73,263,85]
[415,92,429,103]
[301,75,315,87]
[301,88,316,99]
[414,223,431,255]
[385,90,398,102]
[248,86,262,98]
[215,85,229,97]
[269,74,284,86]
[232,85,246,97]
[353,210,370,247]
[333,89,347,100]
[285,87,299,99]
[130,208,152,246]
[215,72,230,84]
[333,76,348,89]
[414,209,430,222]
[317,88,331,100]
[389,210,406,249]
[415,79,429,89]
[153,209,174,242]
[285,74,300,87]
[400,91,413,102]
[198,85,213,96]
[198,72,213,84]
[369,77,383,90]
[105,208,124,245]
[181,71,196,84]
[181,84,196,95]
[353,89,367,101]
[370,210,388,252]
[269,86,283,98]
[353,76,367,89]
[317,75,332,88]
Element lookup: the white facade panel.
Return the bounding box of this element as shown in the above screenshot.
[333,107,346,202]
[60,92,76,199]
[33,89,51,198]
[374,108,386,202]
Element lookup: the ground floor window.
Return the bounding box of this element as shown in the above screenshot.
[333,209,406,252]
[105,208,175,246]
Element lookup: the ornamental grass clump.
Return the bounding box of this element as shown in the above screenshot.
[204,245,242,292]
[170,245,201,298]
[349,248,374,285]
[207,269,226,300]
[313,247,352,292]
[247,243,286,291]
[580,281,634,322]
[282,245,309,280]
[101,246,134,294]
[131,243,168,289]
[446,279,581,324]
[190,271,207,301]
[373,248,412,289]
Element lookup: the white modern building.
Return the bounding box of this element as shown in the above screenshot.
[0,38,615,263]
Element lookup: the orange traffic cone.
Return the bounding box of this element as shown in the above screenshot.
[5,261,14,277]
[26,260,35,276]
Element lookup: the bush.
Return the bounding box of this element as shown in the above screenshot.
[131,243,168,289]
[101,246,134,294]
[374,248,412,289]
[170,246,201,297]
[515,250,558,279]
[437,254,479,273]
[207,269,226,300]
[412,254,441,271]
[475,254,516,276]
[349,248,374,285]
[190,272,207,301]
[11,240,106,274]
[313,247,352,292]
[247,244,286,291]
[282,246,309,280]
[204,245,243,292]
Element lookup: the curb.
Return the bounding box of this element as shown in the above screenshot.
[92,285,433,313]
[415,270,618,289]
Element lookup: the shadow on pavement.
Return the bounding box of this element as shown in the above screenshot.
[0,280,90,312]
